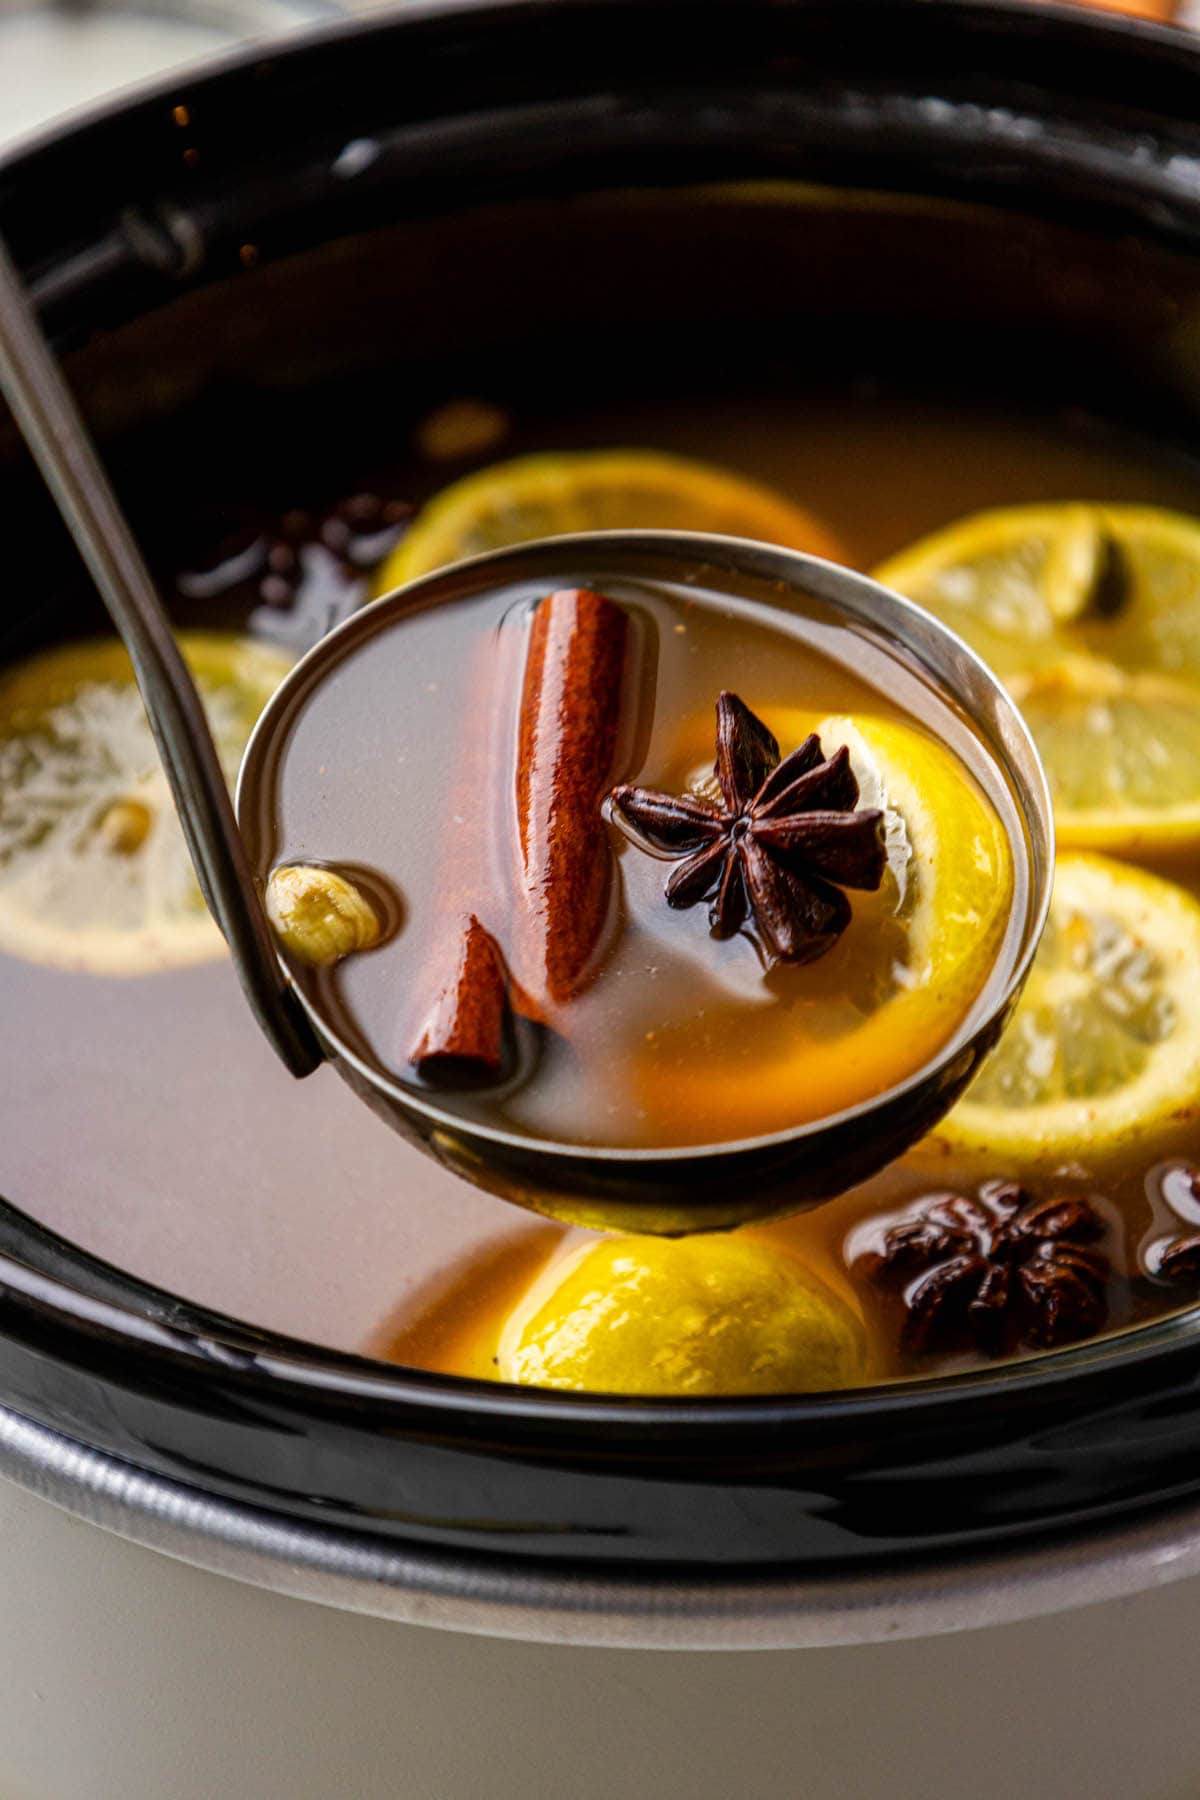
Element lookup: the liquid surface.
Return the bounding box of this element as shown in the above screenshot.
[5,382,1200,1375]
[251,569,1023,1148]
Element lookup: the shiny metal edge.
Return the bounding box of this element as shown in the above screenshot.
[2,1401,1200,1649]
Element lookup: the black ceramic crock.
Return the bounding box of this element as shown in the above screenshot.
[4,0,1200,1574]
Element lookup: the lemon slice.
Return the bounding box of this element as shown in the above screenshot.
[938,853,1200,1160]
[638,712,1015,1137]
[874,502,1200,684]
[0,633,291,975]
[379,449,843,585]
[1009,658,1200,853]
[682,709,1015,1001]
[496,1233,869,1395]
[810,714,1015,1000]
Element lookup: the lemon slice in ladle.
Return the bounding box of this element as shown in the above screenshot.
[633,711,1017,1141]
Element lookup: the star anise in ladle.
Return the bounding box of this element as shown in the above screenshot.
[854,1181,1111,1355]
[606,693,886,965]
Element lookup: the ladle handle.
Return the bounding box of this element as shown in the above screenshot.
[0,237,322,1078]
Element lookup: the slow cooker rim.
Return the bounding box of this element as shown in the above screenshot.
[0,0,1194,210]
[1,0,1200,1451]
[7,1394,1200,1648]
[0,0,1186,190]
[2,1204,1199,1436]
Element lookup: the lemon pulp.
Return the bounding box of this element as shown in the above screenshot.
[0,633,291,975]
[379,449,844,585]
[497,1233,869,1395]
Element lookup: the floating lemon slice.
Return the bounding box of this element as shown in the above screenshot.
[874,503,1200,684]
[0,633,291,975]
[1009,659,1200,853]
[633,712,1015,1139]
[496,1233,869,1395]
[875,504,1200,855]
[938,853,1200,1160]
[379,449,843,585]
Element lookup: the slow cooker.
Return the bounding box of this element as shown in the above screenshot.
[5,3,1200,1794]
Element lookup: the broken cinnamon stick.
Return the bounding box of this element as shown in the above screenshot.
[511,587,630,1011]
[409,914,510,1085]
[404,637,518,1083]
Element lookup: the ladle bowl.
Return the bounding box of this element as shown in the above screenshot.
[237,531,1054,1234]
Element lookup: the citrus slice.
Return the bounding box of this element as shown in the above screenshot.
[873,502,1200,684]
[379,449,843,586]
[809,713,1015,1002]
[938,853,1200,1160]
[1008,658,1200,853]
[0,633,291,975]
[496,1233,869,1395]
[634,711,1015,1138]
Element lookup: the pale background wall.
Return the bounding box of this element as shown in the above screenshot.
[0,1478,1198,1800]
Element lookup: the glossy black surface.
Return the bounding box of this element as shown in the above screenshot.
[3,0,1200,1570]
[3,1197,1200,1567]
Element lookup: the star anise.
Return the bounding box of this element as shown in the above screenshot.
[606,692,886,965]
[1157,1235,1200,1280]
[1141,1163,1200,1283]
[854,1180,1110,1356]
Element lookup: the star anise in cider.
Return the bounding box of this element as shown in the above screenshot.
[1141,1163,1200,1283]
[855,1181,1111,1355]
[606,693,886,964]
[1157,1235,1200,1281]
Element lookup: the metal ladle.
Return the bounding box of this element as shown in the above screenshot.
[0,241,1053,1233]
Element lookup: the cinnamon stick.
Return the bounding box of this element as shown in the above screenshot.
[409,914,510,1084]
[511,587,630,1011]
[404,637,518,1083]
[405,586,631,1083]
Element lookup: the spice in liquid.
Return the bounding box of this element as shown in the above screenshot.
[4,384,1200,1379]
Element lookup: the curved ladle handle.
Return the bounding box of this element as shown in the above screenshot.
[0,237,321,1077]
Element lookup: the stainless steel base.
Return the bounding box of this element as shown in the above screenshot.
[7,1465,1200,1800]
[3,1399,1200,1649]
